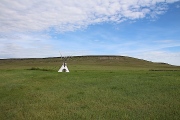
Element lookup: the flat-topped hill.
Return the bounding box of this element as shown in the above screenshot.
[0,55,179,71]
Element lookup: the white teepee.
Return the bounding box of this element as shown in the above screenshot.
[58,62,69,72]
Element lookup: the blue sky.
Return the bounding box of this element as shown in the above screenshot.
[0,0,180,65]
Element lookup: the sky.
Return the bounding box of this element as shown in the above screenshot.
[0,0,180,65]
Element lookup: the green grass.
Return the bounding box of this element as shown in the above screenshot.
[0,56,180,120]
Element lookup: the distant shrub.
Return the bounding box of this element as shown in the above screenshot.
[28,67,40,70]
[27,67,53,71]
[149,69,180,71]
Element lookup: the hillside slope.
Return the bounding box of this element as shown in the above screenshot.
[0,55,179,71]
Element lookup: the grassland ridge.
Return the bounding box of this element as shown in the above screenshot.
[0,55,179,70]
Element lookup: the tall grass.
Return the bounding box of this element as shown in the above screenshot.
[0,56,180,119]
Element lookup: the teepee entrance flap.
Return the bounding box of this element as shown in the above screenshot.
[58,62,69,72]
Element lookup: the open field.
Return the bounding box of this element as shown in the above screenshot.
[0,56,180,120]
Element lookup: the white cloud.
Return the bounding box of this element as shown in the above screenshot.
[176,5,180,8]
[132,51,180,66]
[0,32,58,58]
[113,39,180,65]
[0,0,178,33]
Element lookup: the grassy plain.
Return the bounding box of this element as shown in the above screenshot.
[0,56,180,120]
